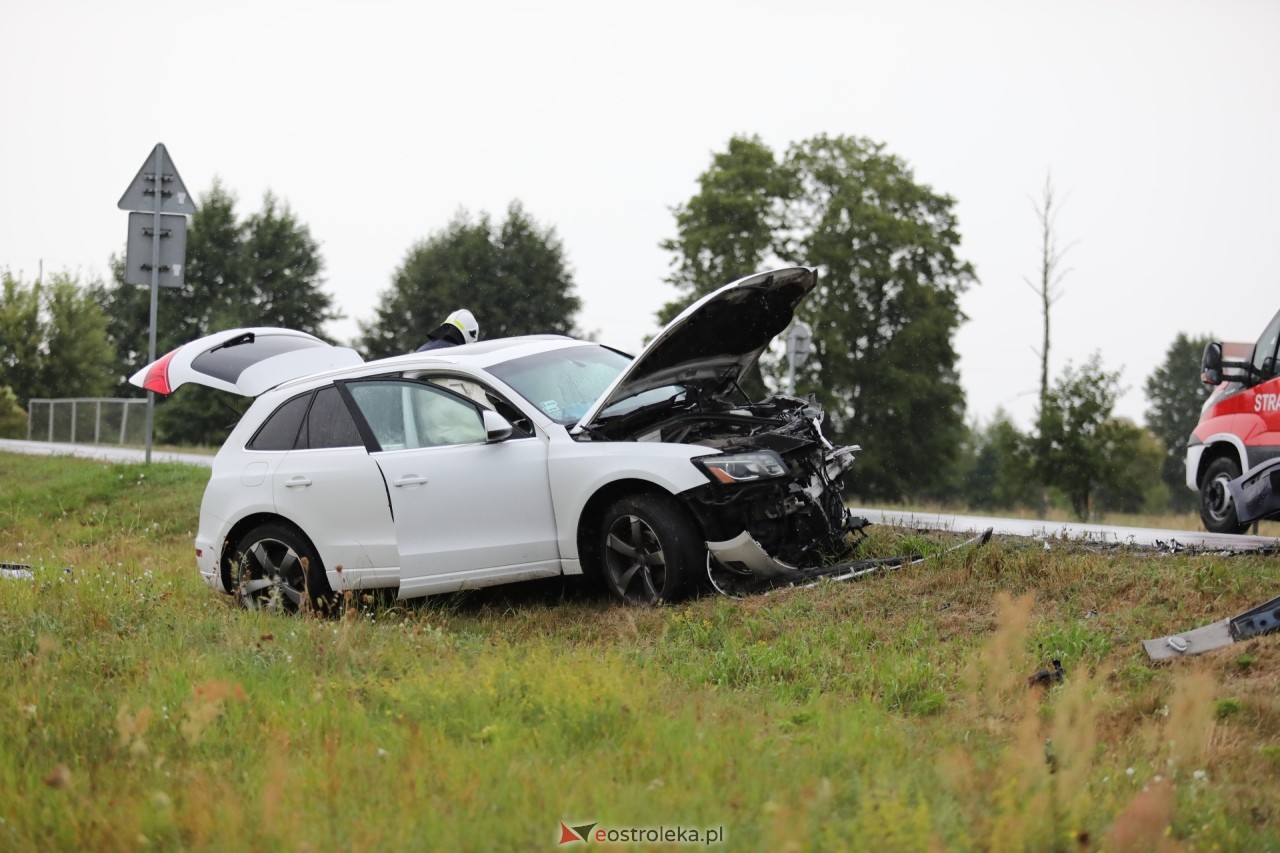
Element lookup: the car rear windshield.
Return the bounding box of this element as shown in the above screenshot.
[191,333,330,384]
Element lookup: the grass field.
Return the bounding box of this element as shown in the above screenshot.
[2,452,1279,851]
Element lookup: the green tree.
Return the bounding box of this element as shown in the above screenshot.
[358,202,580,358]
[0,270,43,404]
[659,135,785,325]
[0,270,114,404]
[0,385,25,438]
[963,410,1037,510]
[1034,353,1144,520]
[242,193,334,334]
[97,182,338,445]
[1144,332,1213,511]
[661,134,975,500]
[41,274,115,398]
[183,179,249,335]
[1092,419,1169,515]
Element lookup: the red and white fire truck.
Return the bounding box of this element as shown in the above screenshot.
[1187,308,1280,532]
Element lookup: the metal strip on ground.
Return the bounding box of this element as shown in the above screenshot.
[856,508,1280,552]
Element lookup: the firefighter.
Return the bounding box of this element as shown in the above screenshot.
[416,309,479,352]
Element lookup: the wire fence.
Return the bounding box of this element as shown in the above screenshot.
[26,398,148,446]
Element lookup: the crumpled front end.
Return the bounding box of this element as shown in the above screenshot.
[670,395,863,578]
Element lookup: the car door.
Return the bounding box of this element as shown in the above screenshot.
[342,378,560,597]
[267,386,399,590]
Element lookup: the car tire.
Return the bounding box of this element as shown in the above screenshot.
[597,494,701,605]
[232,522,335,614]
[1200,456,1249,535]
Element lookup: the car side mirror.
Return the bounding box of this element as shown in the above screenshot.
[482,409,514,442]
[1201,342,1223,386]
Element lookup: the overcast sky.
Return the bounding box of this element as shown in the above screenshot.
[3,0,1277,429]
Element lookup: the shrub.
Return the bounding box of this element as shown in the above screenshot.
[0,385,26,438]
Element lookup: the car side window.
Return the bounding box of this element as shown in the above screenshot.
[347,380,486,450]
[422,376,533,437]
[246,393,311,451]
[302,386,364,449]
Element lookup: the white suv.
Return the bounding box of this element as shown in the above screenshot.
[132,267,859,609]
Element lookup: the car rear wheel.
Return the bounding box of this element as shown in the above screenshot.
[598,494,701,605]
[232,522,334,614]
[1200,456,1249,534]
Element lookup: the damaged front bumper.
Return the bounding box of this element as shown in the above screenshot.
[705,524,993,597]
[706,528,850,582]
[682,441,862,564]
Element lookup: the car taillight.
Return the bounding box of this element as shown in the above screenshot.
[141,349,178,395]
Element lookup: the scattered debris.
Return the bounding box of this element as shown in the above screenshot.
[1,562,34,580]
[1143,594,1280,660]
[1234,595,1280,638]
[708,527,994,598]
[1027,659,1065,688]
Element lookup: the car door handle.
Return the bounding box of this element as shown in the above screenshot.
[284,476,313,488]
[392,475,429,487]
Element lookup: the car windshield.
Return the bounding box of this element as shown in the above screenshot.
[488,345,682,425]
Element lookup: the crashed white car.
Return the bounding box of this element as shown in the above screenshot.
[132,267,860,609]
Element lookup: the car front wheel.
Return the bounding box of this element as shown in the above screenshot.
[232,522,334,614]
[598,494,701,605]
[1200,456,1249,535]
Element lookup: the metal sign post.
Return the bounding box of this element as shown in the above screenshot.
[118,143,196,462]
[786,320,813,395]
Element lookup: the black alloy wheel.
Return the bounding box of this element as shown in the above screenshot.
[598,494,701,605]
[233,522,334,613]
[1200,456,1249,535]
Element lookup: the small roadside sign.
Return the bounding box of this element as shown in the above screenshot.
[787,320,813,368]
[119,142,197,464]
[118,143,195,215]
[124,212,187,287]
[786,320,813,395]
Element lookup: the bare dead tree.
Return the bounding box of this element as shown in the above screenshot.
[1025,173,1076,517]
[1025,173,1074,407]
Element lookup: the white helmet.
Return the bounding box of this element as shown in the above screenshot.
[445,309,479,344]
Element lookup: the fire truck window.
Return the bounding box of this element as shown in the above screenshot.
[1252,311,1280,381]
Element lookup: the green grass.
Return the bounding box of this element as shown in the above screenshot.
[2,452,1280,850]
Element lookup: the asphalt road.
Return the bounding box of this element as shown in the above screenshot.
[4,439,1277,551]
[853,507,1280,551]
[0,438,213,468]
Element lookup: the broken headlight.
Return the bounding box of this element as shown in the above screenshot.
[696,451,788,484]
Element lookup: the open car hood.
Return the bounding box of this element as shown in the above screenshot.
[129,328,364,397]
[573,267,817,433]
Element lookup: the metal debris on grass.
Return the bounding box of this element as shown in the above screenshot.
[1143,593,1280,660]
[707,527,994,598]
[1027,659,1065,688]
[1,562,34,580]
